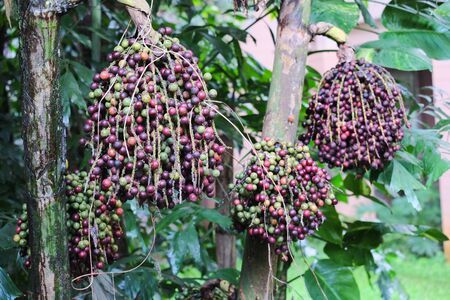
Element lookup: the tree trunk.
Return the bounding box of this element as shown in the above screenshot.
[239,0,311,299]
[215,135,236,269]
[19,1,80,298]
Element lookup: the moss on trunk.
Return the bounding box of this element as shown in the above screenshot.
[19,1,71,298]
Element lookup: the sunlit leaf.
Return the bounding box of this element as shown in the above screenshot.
[304,259,360,300]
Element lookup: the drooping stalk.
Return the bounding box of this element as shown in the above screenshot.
[19,0,81,298]
[239,0,312,299]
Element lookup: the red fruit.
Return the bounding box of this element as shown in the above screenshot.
[100,71,110,81]
[102,178,112,190]
[116,207,124,216]
[127,137,136,147]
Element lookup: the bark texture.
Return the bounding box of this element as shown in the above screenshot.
[215,136,236,269]
[19,0,80,298]
[239,0,312,299]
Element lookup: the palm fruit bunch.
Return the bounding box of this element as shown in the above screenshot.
[230,138,336,257]
[65,171,124,277]
[13,171,125,277]
[300,55,408,171]
[80,26,224,210]
[13,204,30,269]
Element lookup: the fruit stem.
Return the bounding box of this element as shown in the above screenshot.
[309,22,347,44]
[337,44,356,63]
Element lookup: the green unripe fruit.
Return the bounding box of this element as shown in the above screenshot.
[163,40,172,49]
[208,89,217,98]
[114,83,122,91]
[121,39,129,48]
[204,72,212,81]
[197,126,206,134]
[132,42,141,51]
[13,234,21,243]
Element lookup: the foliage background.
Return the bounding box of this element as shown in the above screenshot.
[0,0,449,299]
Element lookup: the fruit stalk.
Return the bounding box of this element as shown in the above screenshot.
[239,0,312,299]
[18,0,80,298]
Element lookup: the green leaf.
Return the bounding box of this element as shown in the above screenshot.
[315,206,343,245]
[60,71,83,125]
[304,259,360,300]
[354,0,378,28]
[324,243,373,267]
[68,61,94,86]
[155,204,194,232]
[311,0,360,33]
[422,148,450,186]
[169,223,201,273]
[373,48,432,71]
[343,174,371,196]
[0,267,21,300]
[0,223,16,250]
[361,31,450,60]
[344,221,384,250]
[199,32,234,61]
[381,0,448,32]
[208,268,240,286]
[379,160,425,210]
[197,208,232,228]
[416,227,449,242]
[396,151,422,168]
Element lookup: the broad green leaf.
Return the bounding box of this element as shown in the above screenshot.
[169,223,201,273]
[362,31,450,60]
[304,259,360,300]
[422,148,450,186]
[311,0,360,33]
[68,60,94,86]
[155,204,194,232]
[324,243,374,267]
[379,160,425,210]
[357,46,432,71]
[344,221,384,250]
[381,0,449,32]
[197,208,232,228]
[315,206,343,245]
[0,267,21,300]
[396,151,422,168]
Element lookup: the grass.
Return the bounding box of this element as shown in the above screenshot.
[287,253,450,299]
[392,254,450,300]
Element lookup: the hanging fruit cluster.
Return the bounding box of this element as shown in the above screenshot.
[65,171,124,276]
[230,138,336,257]
[81,26,223,209]
[13,171,125,277]
[14,26,223,277]
[13,204,30,269]
[300,54,408,171]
